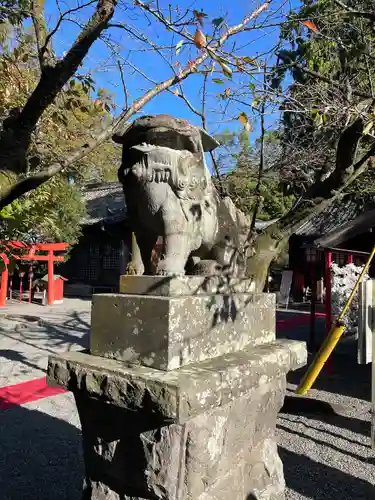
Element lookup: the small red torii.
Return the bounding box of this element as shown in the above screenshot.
[0,241,69,307]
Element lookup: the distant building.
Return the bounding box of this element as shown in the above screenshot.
[288,194,375,300]
[63,183,373,298]
[60,182,131,296]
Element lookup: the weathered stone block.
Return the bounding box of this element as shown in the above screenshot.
[48,339,305,500]
[182,377,286,498]
[48,340,306,422]
[119,275,255,297]
[196,439,285,500]
[90,292,276,370]
[185,377,285,499]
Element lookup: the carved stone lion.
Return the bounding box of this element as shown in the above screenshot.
[113,114,251,276]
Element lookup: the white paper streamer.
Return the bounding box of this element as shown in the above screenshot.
[330,262,368,334]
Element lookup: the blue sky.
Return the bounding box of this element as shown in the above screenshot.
[42,0,299,146]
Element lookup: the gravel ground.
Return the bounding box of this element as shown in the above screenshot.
[0,305,374,499]
[278,360,374,499]
[277,309,375,499]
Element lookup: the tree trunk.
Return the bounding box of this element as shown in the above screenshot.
[0,0,116,176]
[247,229,289,292]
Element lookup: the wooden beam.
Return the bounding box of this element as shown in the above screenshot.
[34,243,69,251]
[318,246,370,256]
[14,255,64,261]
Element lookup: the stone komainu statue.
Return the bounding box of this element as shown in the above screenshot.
[113,114,252,277]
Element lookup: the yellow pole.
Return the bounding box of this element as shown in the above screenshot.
[296,246,375,395]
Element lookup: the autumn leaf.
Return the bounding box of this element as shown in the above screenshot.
[224,88,231,98]
[218,59,232,78]
[239,112,252,132]
[242,56,258,66]
[193,10,208,27]
[175,40,184,55]
[302,20,318,33]
[194,29,206,49]
[188,60,197,72]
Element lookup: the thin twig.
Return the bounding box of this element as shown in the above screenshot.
[249,64,267,233]
[201,72,224,193]
[40,0,97,62]
[117,60,129,110]
[0,0,273,207]
[333,0,375,22]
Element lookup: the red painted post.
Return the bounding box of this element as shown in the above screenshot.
[324,251,333,375]
[28,265,33,304]
[47,250,54,305]
[0,253,9,307]
[348,254,353,265]
[0,269,8,307]
[19,271,24,303]
[325,251,333,333]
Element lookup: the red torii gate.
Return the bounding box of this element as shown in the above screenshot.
[0,241,69,307]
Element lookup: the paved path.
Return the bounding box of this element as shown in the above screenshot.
[0,299,89,499]
[0,301,374,499]
[0,299,90,386]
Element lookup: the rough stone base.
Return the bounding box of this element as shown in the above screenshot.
[48,339,306,500]
[90,292,276,370]
[78,389,285,500]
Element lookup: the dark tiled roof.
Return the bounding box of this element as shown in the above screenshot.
[295,194,375,237]
[81,181,126,226]
[315,207,375,248]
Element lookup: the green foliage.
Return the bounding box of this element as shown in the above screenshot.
[274,0,375,194]
[0,176,86,244]
[216,130,294,220]
[0,0,31,26]
[222,166,294,220]
[0,24,120,244]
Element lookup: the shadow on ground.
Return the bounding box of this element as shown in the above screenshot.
[280,447,375,499]
[0,349,44,374]
[285,355,371,402]
[0,404,84,500]
[277,310,371,401]
[281,394,370,438]
[0,397,373,500]
[0,309,90,377]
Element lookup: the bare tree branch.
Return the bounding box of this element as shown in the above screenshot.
[117,60,129,111]
[289,62,373,100]
[41,0,98,63]
[0,0,116,175]
[333,0,375,22]
[0,0,272,209]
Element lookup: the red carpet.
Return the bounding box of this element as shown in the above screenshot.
[0,377,66,410]
[277,312,325,330]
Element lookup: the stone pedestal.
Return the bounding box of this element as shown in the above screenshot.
[47,275,307,500]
